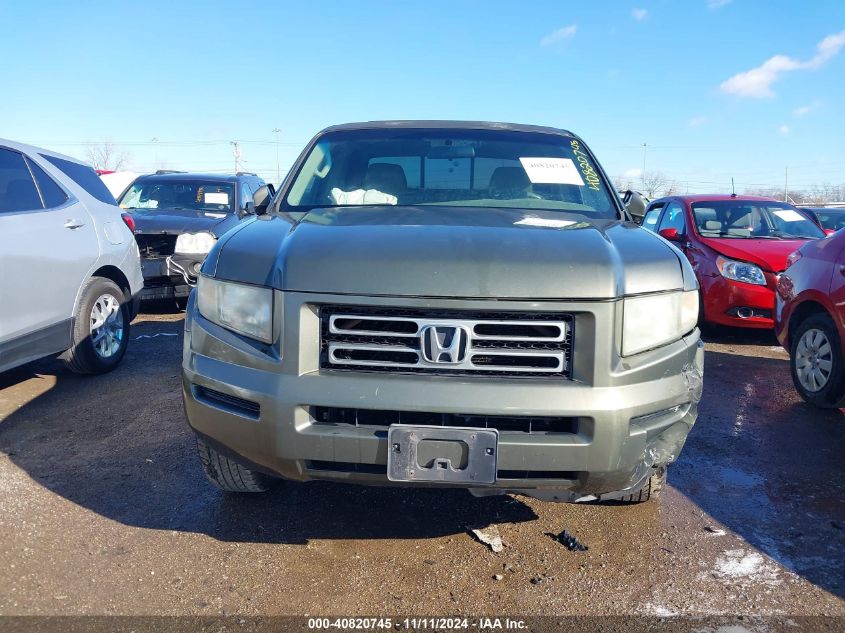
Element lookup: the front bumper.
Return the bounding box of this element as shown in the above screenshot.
[702,274,776,329]
[181,291,704,499]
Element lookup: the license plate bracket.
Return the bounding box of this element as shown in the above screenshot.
[141,258,168,279]
[387,425,498,485]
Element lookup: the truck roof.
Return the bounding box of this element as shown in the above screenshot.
[319,120,577,138]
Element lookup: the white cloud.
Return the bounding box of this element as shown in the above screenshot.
[792,100,821,117]
[540,25,577,47]
[688,116,708,127]
[708,0,733,8]
[720,30,845,98]
[810,31,845,67]
[778,125,790,136]
[720,55,803,98]
[623,168,643,179]
[632,8,648,21]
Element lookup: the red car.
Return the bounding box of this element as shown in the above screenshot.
[775,230,845,407]
[642,195,824,328]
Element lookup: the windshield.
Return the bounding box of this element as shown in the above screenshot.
[808,208,845,232]
[118,179,235,215]
[283,128,619,220]
[692,201,824,239]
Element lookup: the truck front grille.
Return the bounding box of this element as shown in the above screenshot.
[135,234,177,258]
[311,406,579,434]
[320,306,573,378]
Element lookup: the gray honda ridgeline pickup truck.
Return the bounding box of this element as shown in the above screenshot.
[182,121,704,503]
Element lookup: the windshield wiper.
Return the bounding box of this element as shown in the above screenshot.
[699,231,749,239]
[765,232,811,239]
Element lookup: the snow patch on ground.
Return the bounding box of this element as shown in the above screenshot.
[694,623,779,633]
[642,602,678,616]
[711,549,781,584]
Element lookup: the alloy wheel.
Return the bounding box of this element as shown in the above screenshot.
[89,293,125,359]
[795,328,833,393]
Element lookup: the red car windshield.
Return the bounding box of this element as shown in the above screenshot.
[692,201,824,239]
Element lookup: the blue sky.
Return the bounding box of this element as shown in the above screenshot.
[1,0,843,194]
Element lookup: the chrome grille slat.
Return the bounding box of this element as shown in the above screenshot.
[329,314,421,337]
[321,306,574,379]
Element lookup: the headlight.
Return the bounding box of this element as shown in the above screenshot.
[716,255,766,286]
[175,232,216,255]
[197,276,274,343]
[622,290,699,356]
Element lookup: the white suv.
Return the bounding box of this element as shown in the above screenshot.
[0,139,143,374]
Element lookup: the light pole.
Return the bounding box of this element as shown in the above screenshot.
[641,142,647,190]
[151,137,159,170]
[784,166,789,202]
[230,141,241,173]
[272,128,281,184]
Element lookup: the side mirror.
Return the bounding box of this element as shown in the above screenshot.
[240,200,255,217]
[658,227,681,242]
[252,185,274,216]
[622,190,646,224]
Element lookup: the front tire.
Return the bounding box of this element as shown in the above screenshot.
[790,313,845,408]
[63,277,130,374]
[196,437,277,493]
[617,467,666,503]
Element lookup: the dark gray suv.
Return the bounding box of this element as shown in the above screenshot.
[181,121,704,503]
[118,171,265,306]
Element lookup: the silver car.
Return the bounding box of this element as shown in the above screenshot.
[0,139,143,374]
[182,121,704,503]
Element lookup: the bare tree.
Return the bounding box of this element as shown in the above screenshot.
[613,176,636,192]
[641,171,668,199]
[802,183,845,205]
[85,142,130,171]
[661,180,680,197]
[745,186,790,202]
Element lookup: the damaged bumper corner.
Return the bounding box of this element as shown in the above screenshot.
[645,339,704,469]
[469,338,704,503]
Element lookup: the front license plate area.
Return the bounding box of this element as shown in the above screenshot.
[141,258,168,279]
[387,426,498,485]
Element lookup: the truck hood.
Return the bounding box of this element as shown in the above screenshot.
[701,236,816,273]
[212,206,687,299]
[130,209,231,236]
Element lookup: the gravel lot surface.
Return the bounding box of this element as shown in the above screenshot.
[0,310,842,619]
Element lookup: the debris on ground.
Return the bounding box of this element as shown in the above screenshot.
[466,525,504,553]
[529,574,546,585]
[134,332,178,340]
[704,526,726,536]
[493,574,504,581]
[545,530,588,551]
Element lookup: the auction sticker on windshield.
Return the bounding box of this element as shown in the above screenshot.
[773,209,806,222]
[204,192,229,205]
[519,157,584,186]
